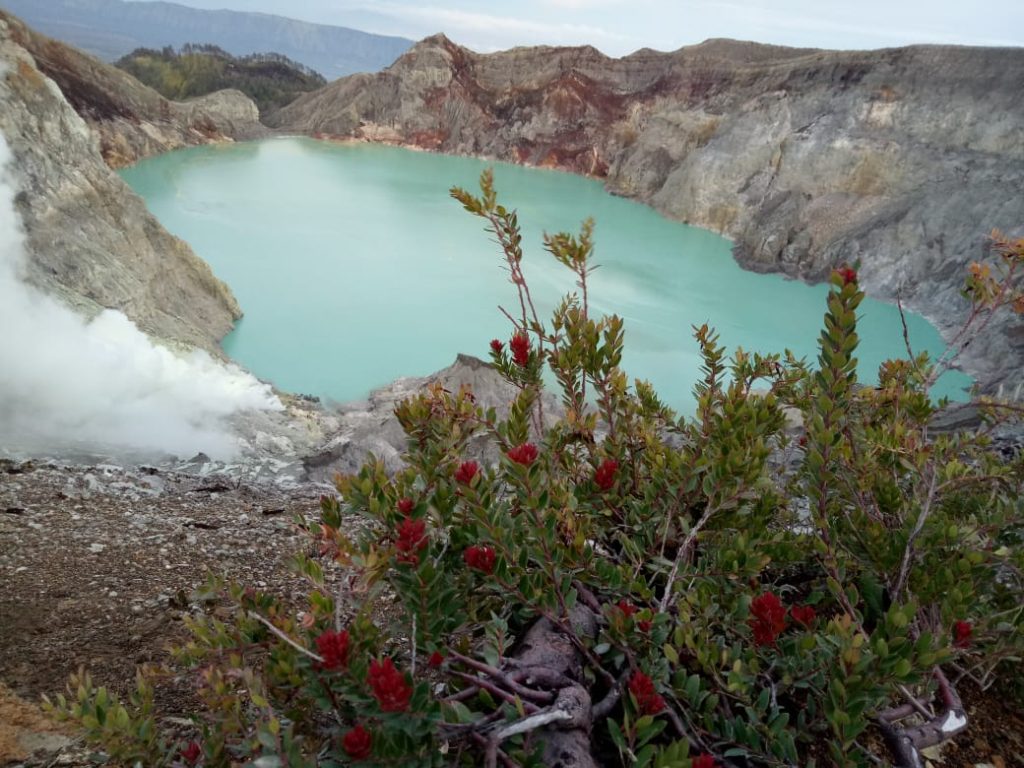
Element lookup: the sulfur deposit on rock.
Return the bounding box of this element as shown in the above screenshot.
[0,11,262,354]
[269,35,1024,395]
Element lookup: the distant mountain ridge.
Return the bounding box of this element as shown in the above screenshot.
[0,0,413,80]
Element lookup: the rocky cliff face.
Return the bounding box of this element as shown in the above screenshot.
[1,10,266,168]
[0,11,256,353]
[269,35,1024,395]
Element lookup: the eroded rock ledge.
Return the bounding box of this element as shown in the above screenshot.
[0,10,265,354]
[268,34,1024,396]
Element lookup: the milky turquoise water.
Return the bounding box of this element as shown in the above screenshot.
[121,137,971,411]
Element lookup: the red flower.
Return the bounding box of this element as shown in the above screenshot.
[490,339,504,354]
[428,650,445,668]
[395,516,427,565]
[464,545,496,574]
[617,600,638,619]
[628,670,665,715]
[637,619,653,633]
[316,629,350,670]
[454,460,480,485]
[180,741,202,765]
[691,755,717,768]
[790,604,817,627]
[509,332,530,367]
[342,724,373,760]
[836,266,858,286]
[594,459,619,492]
[397,497,414,515]
[953,621,973,649]
[367,658,413,712]
[507,442,539,466]
[749,592,787,647]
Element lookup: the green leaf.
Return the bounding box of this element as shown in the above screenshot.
[607,719,627,754]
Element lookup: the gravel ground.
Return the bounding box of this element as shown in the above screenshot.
[1,420,1021,767]
[0,458,344,766]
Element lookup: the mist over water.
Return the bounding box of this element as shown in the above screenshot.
[122,137,972,412]
[0,136,282,461]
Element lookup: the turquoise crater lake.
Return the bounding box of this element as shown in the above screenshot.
[121,137,970,411]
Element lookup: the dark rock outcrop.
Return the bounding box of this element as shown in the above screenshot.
[268,35,1024,396]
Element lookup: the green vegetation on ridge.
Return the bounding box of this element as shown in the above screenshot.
[115,44,326,115]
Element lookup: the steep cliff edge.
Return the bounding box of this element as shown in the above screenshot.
[269,35,1024,395]
[0,12,251,353]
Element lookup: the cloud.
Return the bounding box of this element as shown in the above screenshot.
[542,0,629,8]
[0,135,283,461]
[360,2,630,49]
[681,0,1024,49]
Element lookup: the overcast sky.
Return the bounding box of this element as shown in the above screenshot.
[135,0,1024,55]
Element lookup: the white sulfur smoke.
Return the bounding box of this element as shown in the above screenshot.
[0,135,283,461]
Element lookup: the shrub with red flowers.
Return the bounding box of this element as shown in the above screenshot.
[180,740,202,765]
[953,621,973,649]
[748,592,787,647]
[342,724,373,760]
[837,265,858,285]
[616,600,638,619]
[454,460,479,485]
[628,670,666,716]
[394,516,427,565]
[316,629,351,670]
[509,332,530,366]
[789,604,816,627]
[367,658,414,712]
[463,544,496,574]
[52,176,1024,768]
[506,442,538,466]
[594,458,618,491]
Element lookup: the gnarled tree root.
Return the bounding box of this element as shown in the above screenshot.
[446,606,601,768]
[878,668,968,768]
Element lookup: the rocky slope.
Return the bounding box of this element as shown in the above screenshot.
[269,35,1024,396]
[0,10,264,353]
[1,10,267,167]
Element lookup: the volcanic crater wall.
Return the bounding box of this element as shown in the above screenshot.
[269,35,1024,395]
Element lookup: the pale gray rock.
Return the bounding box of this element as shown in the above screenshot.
[304,354,561,483]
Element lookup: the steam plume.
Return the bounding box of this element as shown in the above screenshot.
[0,135,282,461]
